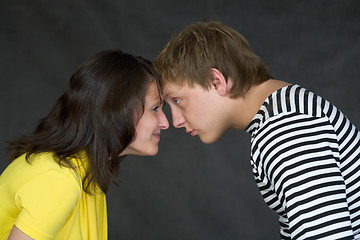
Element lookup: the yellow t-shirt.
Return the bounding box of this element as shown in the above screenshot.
[0,152,107,240]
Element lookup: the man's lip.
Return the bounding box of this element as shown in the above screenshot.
[187,130,196,136]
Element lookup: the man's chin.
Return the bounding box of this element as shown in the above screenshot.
[199,134,221,144]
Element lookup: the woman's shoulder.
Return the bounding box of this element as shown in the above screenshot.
[1,153,83,191]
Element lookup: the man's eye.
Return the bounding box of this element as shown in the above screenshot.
[174,99,181,104]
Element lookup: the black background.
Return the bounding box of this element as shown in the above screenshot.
[1,1,360,239]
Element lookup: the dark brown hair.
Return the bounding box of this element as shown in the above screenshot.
[155,21,272,97]
[7,50,161,193]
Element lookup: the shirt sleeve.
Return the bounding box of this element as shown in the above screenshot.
[14,170,81,240]
[257,115,355,239]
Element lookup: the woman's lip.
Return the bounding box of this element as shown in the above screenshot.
[154,133,161,140]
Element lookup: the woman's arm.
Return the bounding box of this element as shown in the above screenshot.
[13,170,81,239]
[8,225,34,240]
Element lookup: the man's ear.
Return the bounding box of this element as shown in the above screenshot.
[210,68,229,96]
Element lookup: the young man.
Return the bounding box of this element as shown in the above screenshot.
[155,21,360,239]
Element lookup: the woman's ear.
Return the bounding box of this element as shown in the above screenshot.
[210,68,230,96]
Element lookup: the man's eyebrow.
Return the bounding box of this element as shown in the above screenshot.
[163,92,171,99]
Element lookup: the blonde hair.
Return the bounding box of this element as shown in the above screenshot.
[155,21,272,97]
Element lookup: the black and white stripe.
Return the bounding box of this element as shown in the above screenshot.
[246,84,360,239]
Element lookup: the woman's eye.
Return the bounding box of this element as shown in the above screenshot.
[152,106,160,111]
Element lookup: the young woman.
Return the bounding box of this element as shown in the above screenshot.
[0,50,169,240]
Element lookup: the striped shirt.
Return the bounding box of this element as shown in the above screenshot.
[246,84,360,239]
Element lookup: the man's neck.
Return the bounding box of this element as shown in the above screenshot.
[230,79,291,130]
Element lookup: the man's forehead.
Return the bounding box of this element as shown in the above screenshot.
[163,82,184,97]
[163,81,206,97]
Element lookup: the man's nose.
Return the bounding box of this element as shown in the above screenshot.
[172,110,185,128]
